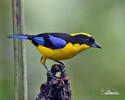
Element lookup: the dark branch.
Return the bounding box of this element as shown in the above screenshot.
[35,64,72,100]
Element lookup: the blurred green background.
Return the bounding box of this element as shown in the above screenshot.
[0,0,125,100]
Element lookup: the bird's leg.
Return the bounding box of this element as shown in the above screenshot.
[55,60,66,72]
[43,64,59,80]
[41,57,59,80]
[43,64,49,71]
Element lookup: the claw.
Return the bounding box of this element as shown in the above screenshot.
[55,60,66,73]
[47,71,59,80]
[61,67,66,73]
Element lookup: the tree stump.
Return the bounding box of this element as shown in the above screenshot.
[35,64,72,100]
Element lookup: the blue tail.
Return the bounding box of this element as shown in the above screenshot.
[8,34,29,39]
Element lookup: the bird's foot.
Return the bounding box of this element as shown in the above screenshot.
[61,65,66,73]
[47,71,59,80]
[55,60,66,73]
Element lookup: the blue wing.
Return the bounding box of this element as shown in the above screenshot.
[32,37,44,45]
[32,34,66,49]
[49,35,66,49]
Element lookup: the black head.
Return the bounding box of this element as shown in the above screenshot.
[85,37,102,48]
[71,33,102,48]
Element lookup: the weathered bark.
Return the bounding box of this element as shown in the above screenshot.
[36,64,72,100]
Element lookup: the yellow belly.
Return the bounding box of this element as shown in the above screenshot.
[37,42,90,60]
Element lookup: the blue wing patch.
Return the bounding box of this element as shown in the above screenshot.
[49,35,66,49]
[33,37,44,45]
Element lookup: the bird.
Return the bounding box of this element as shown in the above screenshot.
[9,32,102,78]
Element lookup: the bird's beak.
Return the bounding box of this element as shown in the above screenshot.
[91,41,102,48]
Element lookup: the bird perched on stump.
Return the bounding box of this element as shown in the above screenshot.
[9,32,102,78]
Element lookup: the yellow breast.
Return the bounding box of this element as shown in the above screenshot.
[37,43,90,60]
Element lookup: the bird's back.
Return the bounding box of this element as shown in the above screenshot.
[31,32,92,48]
